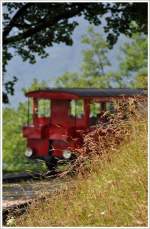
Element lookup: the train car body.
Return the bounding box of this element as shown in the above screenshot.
[22,88,147,169]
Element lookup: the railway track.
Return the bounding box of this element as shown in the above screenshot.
[3,199,31,225]
[3,171,60,183]
[3,172,71,225]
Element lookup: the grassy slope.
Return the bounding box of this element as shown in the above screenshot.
[16,119,147,227]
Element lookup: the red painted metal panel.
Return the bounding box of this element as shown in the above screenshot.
[23,126,42,139]
[27,139,49,157]
[26,91,79,100]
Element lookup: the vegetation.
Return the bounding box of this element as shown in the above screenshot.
[113,33,148,88]
[3,79,48,173]
[3,106,26,172]
[2,4,148,226]
[3,105,47,173]
[56,27,147,89]
[3,2,147,102]
[56,27,112,88]
[3,28,147,173]
[15,106,147,227]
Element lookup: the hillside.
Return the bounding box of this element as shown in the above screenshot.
[15,116,147,227]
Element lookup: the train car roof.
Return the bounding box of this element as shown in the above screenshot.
[26,88,147,99]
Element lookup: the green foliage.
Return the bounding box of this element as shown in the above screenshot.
[115,33,148,88]
[23,78,48,93]
[121,35,147,88]
[3,79,48,173]
[56,28,147,89]
[56,27,112,88]
[3,105,27,172]
[133,74,147,88]
[81,27,111,76]
[3,104,47,173]
[81,27,112,87]
[3,29,148,172]
[56,72,80,88]
[3,2,147,103]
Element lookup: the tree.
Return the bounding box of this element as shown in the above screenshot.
[56,27,112,88]
[113,33,148,88]
[22,78,48,93]
[56,28,148,89]
[81,26,112,87]
[3,79,48,172]
[3,2,147,102]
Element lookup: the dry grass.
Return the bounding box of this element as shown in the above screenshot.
[14,99,147,227]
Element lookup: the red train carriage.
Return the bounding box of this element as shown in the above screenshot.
[22,88,147,170]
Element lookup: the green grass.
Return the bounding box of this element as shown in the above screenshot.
[15,119,147,227]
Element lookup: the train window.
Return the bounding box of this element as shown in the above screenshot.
[38,99,51,117]
[100,102,106,111]
[70,100,84,118]
[89,102,100,126]
[90,102,100,117]
[106,102,115,112]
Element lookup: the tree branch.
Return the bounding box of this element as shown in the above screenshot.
[3,3,33,38]
[3,4,86,46]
